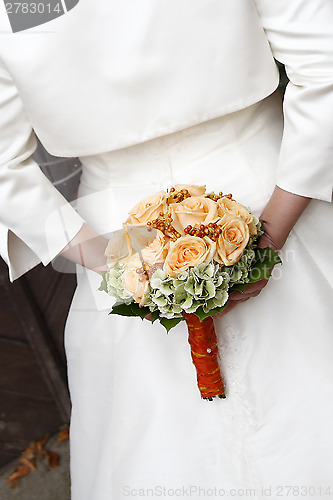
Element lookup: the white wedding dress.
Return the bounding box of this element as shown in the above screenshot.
[65,91,333,500]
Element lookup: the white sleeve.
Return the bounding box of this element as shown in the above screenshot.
[0,58,85,281]
[253,0,333,202]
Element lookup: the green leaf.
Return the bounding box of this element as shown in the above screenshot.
[192,307,207,322]
[109,301,137,317]
[204,304,228,318]
[229,247,281,291]
[150,310,160,323]
[193,304,227,321]
[229,283,248,293]
[247,247,281,283]
[159,316,183,333]
[129,302,151,320]
[110,301,151,320]
[254,246,281,268]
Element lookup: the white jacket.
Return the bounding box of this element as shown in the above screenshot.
[0,0,333,280]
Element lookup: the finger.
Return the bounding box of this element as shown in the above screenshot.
[258,232,276,250]
[247,289,261,298]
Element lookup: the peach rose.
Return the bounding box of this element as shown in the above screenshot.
[173,184,206,196]
[170,196,218,235]
[217,197,257,235]
[141,230,169,265]
[164,236,216,277]
[120,253,149,306]
[214,214,250,266]
[126,191,167,225]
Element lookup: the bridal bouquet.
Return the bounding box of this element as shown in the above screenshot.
[99,185,281,400]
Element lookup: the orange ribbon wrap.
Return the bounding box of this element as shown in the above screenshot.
[184,312,225,400]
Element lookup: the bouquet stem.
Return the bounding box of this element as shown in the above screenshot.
[184,313,226,400]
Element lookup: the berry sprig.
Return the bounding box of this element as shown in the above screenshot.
[205,192,233,202]
[167,187,191,204]
[147,213,181,241]
[184,222,222,242]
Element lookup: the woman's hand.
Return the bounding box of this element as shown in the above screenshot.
[216,186,311,318]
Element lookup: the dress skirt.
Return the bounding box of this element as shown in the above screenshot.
[65,91,333,500]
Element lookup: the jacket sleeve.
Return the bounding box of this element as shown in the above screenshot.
[254,0,333,202]
[0,58,85,281]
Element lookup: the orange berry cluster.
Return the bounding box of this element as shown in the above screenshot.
[147,212,181,241]
[184,222,223,242]
[205,192,232,202]
[136,262,163,281]
[167,187,191,204]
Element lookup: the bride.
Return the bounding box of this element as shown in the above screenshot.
[1,1,333,498]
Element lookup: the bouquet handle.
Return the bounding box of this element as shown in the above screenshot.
[184,313,225,400]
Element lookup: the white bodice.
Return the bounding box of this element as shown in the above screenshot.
[76,93,283,236]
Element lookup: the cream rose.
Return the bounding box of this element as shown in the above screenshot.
[126,191,167,225]
[120,254,148,306]
[173,184,206,196]
[141,230,169,265]
[164,236,216,277]
[170,196,218,235]
[214,214,250,266]
[217,197,257,235]
[105,229,131,268]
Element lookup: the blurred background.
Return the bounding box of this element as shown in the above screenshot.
[0,143,81,498]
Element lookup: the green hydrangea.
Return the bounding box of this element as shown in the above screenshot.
[223,246,255,285]
[104,263,133,304]
[148,262,230,319]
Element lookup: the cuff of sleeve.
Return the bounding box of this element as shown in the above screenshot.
[276,177,333,203]
[3,205,84,282]
[44,203,85,264]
